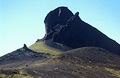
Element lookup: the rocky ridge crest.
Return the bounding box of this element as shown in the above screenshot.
[43,7,120,55]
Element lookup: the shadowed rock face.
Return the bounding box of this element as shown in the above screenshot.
[44,7,73,40]
[43,6,120,55]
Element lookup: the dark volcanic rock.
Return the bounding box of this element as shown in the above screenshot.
[43,6,120,55]
[23,44,28,50]
[44,7,73,40]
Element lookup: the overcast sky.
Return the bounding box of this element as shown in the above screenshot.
[1,0,120,56]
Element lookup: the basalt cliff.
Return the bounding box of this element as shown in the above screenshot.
[43,7,120,55]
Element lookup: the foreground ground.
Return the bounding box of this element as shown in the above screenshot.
[0,47,120,78]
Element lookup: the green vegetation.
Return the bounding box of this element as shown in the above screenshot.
[29,41,61,55]
[29,40,71,56]
[0,69,34,78]
[105,67,120,77]
[0,74,6,78]
[1,47,120,78]
[0,68,44,78]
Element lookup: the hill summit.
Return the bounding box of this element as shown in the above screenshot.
[0,6,120,78]
[43,6,120,55]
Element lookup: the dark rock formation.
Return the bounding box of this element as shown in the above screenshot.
[44,7,73,40]
[43,6,120,55]
[22,44,33,52]
[23,44,27,49]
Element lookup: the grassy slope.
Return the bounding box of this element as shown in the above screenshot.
[0,68,42,78]
[29,40,71,56]
[29,47,120,78]
[1,47,120,78]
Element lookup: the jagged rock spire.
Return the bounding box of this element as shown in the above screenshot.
[23,44,29,51]
[23,44,27,49]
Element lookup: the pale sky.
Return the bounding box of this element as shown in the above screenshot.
[0,0,120,56]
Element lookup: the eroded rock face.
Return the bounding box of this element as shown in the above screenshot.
[43,6,120,55]
[44,7,73,40]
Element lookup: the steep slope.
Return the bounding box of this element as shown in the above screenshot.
[44,6,120,55]
[44,7,74,40]
[1,47,120,78]
[29,40,72,56]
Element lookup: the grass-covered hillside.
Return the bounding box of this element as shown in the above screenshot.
[29,40,72,56]
[1,47,120,78]
[28,47,120,78]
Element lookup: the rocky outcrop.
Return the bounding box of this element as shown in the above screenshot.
[44,7,73,40]
[43,6,120,55]
[0,44,46,66]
